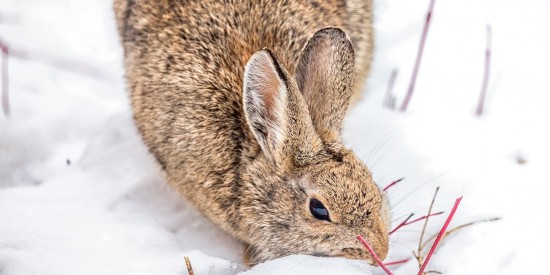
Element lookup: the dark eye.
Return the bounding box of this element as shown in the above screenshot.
[309,198,330,222]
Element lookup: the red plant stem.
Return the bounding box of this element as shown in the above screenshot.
[384,69,398,109]
[405,211,444,226]
[1,40,8,117]
[400,0,436,112]
[389,211,444,235]
[385,258,411,266]
[357,235,393,275]
[476,25,492,116]
[417,197,463,275]
[388,213,414,235]
[383,177,404,192]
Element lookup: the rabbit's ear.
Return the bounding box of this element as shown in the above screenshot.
[295,28,355,142]
[243,49,322,166]
[243,50,290,163]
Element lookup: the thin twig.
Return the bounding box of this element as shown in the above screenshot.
[391,211,445,236]
[384,69,398,109]
[416,186,440,268]
[476,24,492,116]
[184,256,195,275]
[400,0,436,112]
[357,235,393,275]
[389,213,414,235]
[384,258,411,266]
[407,212,444,227]
[420,217,501,251]
[417,197,463,275]
[383,177,404,192]
[1,40,8,117]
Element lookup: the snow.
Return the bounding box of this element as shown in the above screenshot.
[1,0,549,274]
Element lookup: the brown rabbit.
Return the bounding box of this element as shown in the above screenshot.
[113,0,390,265]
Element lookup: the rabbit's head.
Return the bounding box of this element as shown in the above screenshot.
[241,28,390,264]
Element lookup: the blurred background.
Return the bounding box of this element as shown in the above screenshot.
[1,0,549,274]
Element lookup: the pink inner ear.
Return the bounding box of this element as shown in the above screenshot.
[254,58,282,123]
[244,50,291,154]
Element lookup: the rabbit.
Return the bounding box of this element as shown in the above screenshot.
[113,0,390,265]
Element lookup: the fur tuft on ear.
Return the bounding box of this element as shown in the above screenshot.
[243,50,289,162]
[295,27,356,142]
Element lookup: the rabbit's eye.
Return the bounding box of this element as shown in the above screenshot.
[309,198,330,221]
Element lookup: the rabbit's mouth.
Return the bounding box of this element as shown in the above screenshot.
[311,249,365,259]
[311,252,329,257]
[312,250,369,261]
[307,237,388,261]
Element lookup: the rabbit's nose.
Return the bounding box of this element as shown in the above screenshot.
[376,231,390,260]
[373,237,389,261]
[357,232,389,262]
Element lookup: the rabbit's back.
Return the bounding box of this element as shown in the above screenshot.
[115,0,373,232]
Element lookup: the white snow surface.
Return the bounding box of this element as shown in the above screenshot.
[1,0,549,274]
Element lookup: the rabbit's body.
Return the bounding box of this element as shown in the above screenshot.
[115,0,389,264]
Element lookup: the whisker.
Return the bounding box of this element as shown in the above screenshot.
[390,172,447,212]
[388,241,415,253]
[365,128,400,167]
[370,146,399,173]
[286,256,314,271]
[391,205,440,224]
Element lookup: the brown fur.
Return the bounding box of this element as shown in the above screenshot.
[114,0,389,264]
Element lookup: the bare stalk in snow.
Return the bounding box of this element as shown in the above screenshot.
[400,0,436,112]
[476,25,492,116]
[417,197,462,275]
[184,256,195,275]
[384,69,398,109]
[1,40,9,117]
